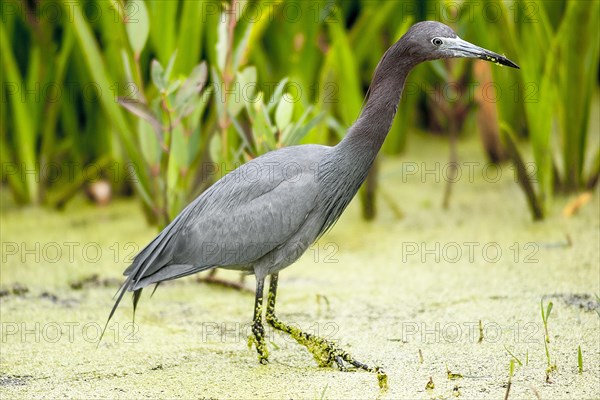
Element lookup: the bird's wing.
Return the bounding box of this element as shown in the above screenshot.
[172,168,319,267]
[125,145,328,288]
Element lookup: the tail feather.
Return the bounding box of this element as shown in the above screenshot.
[100,207,204,346]
[132,263,209,290]
[150,282,161,298]
[98,274,134,346]
[126,225,181,289]
[124,209,189,278]
[132,288,143,321]
[99,226,174,345]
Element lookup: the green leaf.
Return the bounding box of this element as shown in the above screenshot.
[232,14,254,71]
[211,67,225,121]
[230,114,252,151]
[170,125,188,168]
[267,78,288,112]
[118,98,162,138]
[430,60,448,80]
[325,10,363,126]
[0,20,37,201]
[252,102,276,153]
[147,0,177,63]
[216,11,229,71]
[503,344,523,367]
[326,115,347,141]
[282,108,324,146]
[546,302,553,320]
[228,66,257,117]
[138,119,161,167]
[175,62,208,114]
[208,130,222,162]
[174,0,204,75]
[238,66,257,91]
[185,86,212,165]
[151,59,166,91]
[164,50,178,81]
[166,125,188,217]
[350,1,400,62]
[126,0,149,56]
[184,86,212,127]
[121,49,134,83]
[165,79,182,96]
[275,94,294,132]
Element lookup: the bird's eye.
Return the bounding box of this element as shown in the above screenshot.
[432,38,443,46]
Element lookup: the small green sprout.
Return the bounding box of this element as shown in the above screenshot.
[504,359,515,400]
[544,339,557,381]
[317,383,328,400]
[503,344,523,367]
[541,298,557,381]
[541,299,553,343]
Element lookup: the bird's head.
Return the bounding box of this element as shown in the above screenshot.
[401,21,519,68]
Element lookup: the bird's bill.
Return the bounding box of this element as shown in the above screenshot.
[445,37,520,69]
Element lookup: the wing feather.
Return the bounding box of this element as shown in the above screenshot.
[126,145,328,289]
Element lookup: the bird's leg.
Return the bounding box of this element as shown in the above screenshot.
[248,277,269,364]
[265,273,388,389]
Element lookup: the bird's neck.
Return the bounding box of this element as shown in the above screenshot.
[336,46,416,161]
[314,46,416,236]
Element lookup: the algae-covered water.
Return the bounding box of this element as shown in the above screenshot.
[1,135,599,399]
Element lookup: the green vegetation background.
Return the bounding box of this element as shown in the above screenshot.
[1,0,598,222]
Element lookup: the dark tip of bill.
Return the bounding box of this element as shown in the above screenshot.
[481,53,520,69]
[501,57,520,69]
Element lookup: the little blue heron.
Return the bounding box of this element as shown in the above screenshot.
[104,21,519,386]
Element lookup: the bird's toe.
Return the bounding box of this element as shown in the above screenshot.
[333,355,348,371]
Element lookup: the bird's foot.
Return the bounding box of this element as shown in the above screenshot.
[267,314,387,389]
[247,321,269,364]
[303,333,388,389]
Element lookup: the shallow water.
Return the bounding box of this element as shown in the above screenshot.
[1,135,599,399]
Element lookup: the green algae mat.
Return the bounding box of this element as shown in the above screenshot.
[2,138,599,399]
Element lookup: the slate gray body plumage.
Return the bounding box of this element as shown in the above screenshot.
[125,132,386,290]
[126,144,330,288]
[107,23,518,373]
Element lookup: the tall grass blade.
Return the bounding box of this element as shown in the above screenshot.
[66,0,152,205]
